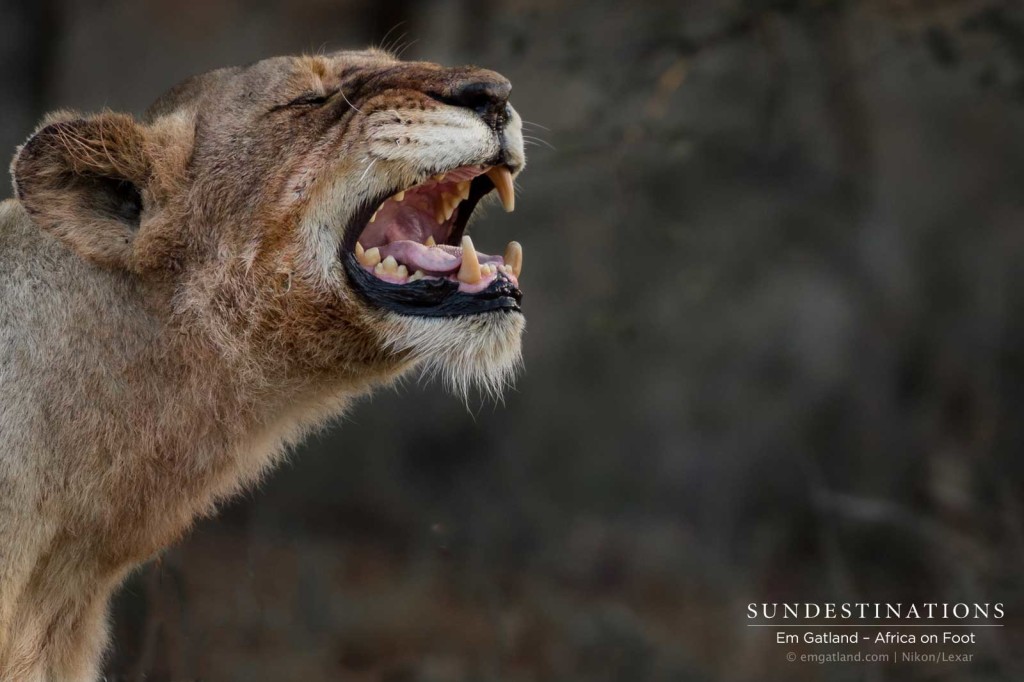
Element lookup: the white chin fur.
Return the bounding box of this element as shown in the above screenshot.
[380,311,524,400]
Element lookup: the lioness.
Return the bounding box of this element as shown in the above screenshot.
[0,49,525,681]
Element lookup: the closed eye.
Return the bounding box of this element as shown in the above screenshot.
[270,91,336,112]
[288,92,333,106]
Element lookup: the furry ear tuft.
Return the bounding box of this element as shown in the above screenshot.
[11,112,152,269]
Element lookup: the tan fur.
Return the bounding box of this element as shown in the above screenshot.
[0,50,525,681]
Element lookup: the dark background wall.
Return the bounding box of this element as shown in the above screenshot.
[3,0,1024,680]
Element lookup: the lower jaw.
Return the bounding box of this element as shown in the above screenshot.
[342,252,523,318]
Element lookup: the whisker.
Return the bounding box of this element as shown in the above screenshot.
[395,38,419,59]
[521,120,551,132]
[385,32,409,56]
[377,22,407,54]
[522,135,555,150]
[358,158,378,184]
[339,89,363,115]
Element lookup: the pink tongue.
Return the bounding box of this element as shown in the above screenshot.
[377,240,504,274]
[379,241,460,273]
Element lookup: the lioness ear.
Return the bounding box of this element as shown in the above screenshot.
[11,112,151,269]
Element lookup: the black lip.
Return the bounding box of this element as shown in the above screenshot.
[342,252,522,317]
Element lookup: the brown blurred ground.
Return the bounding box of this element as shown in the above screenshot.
[3,0,1024,680]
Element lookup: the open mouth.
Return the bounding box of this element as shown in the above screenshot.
[341,164,523,317]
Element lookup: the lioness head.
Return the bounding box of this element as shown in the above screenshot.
[11,50,526,397]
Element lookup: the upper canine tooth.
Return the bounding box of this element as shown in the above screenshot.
[504,241,522,277]
[486,166,515,212]
[394,190,405,202]
[382,255,398,273]
[435,203,446,224]
[457,181,470,200]
[458,235,481,284]
[425,235,436,247]
[363,247,382,267]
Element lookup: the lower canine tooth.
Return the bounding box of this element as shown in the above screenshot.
[425,235,436,247]
[458,235,481,284]
[504,241,522,277]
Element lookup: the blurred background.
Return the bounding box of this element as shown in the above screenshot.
[3,0,1024,680]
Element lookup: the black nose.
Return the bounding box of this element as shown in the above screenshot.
[444,72,512,127]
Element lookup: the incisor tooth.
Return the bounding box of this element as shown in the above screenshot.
[443,193,458,220]
[382,255,398,273]
[504,241,522,277]
[394,190,405,202]
[425,235,436,247]
[458,235,481,284]
[457,181,470,200]
[409,269,426,282]
[487,166,515,212]
[364,247,381,267]
[374,262,385,275]
[396,264,408,278]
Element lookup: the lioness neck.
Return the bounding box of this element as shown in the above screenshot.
[0,199,372,563]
